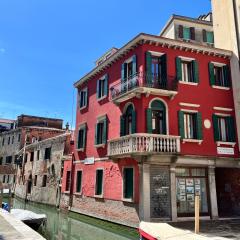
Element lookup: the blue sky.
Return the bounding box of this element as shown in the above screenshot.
[0,0,211,129]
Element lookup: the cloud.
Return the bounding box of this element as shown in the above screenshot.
[0,48,5,53]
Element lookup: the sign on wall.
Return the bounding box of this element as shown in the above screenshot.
[84,157,95,165]
[217,147,234,155]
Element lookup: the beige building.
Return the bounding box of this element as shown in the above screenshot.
[212,0,240,150]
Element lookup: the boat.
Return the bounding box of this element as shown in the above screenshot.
[139,222,227,240]
[10,209,47,230]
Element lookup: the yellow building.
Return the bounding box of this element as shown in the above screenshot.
[212,0,240,150]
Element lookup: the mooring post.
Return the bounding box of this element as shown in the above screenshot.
[8,185,12,211]
[0,182,3,208]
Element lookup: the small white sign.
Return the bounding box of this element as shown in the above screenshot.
[217,147,234,155]
[84,157,95,165]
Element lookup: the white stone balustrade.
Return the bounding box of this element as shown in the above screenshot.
[108,133,181,157]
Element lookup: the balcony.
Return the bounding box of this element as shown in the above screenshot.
[110,72,178,104]
[108,133,181,158]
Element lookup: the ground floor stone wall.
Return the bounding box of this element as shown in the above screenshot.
[71,195,139,227]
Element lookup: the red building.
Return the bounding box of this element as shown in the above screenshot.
[61,29,240,226]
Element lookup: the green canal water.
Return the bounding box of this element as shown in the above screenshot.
[9,197,139,240]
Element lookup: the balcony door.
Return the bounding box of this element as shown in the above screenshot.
[146,99,167,135]
[120,104,136,136]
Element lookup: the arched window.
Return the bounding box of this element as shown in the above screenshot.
[120,104,136,136]
[146,99,167,134]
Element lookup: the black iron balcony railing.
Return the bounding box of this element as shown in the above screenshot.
[110,72,178,101]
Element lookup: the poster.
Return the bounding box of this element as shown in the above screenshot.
[179,185,185,190]
[195,189,201,196]
[180,189,186,195]
[187,194,194,201]
[180,195,186,201]
[186,186,194,194]
[186,178,194,186]
[179,179,185,185]
[195,179,200,185]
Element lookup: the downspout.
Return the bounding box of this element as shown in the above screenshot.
[233,0,240,66]
[69,152,75,209]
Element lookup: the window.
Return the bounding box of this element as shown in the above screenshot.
[146,100,167,135]
[95,169,103,196]
[76,171,82,193]
[18,134,21,142]
[34,175,37,186]
[123,167,134,200]
[30,152,34,162]
[145,52,167,89]
[213,115,235,142]
[79,88,88,109]
[66,171,71,191]
[3,175,6,183]
[95,116,108,146]
[120,104,136,136]
[203,30,214,44]
[209,63,230,87]
[97,75,108,99]
[42,175,47,187]
[14,155,18,164]
[178,25,195,41]
[44,147,51,160]
[2,138,4,146]
[0,157,2,165]
[8,136,10,145]
[176,57,199,83]
[12,136,14,144]
[7,175,10,183]
[178,111,202,140]
[77,125,86,150]
[37,150,40,160]
[6,156,12,164]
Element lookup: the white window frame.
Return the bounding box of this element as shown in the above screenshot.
[79,87,88,110]
[97,75,108,101]
[95,115,107,148]
[76,123,87,151]
[75,170,83,195]
[94,168,104,198]
[122,166,135,202]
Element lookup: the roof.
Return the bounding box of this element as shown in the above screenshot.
[160,14,213,36]
[74,33,232,88]
[18,114,63,122]
[0,119,15,124]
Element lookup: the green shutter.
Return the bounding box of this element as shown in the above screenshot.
[86,88,88,107]
[192,60,199,83]
[146,108,152,133]
[76,171,82,193]
[104,74,108,96]
[132,111,136,134]
[83,126,86,148]
[146,51,152,86]
[124,168,133,199]
[96,79,100,99]
[223,65,231,87]
[132,55,137,76]
[212,114,219,141]
[178,111,185,138]
[209,62,215,86]
[96,170,103,195]
[176,57,182,81]
[120,115,125,137]
[160,54,167,88]
[227,116,236,142]
[103,117,107,144]
[202,30,207,42]
[206,32,214,44]
[95,124,98,145]
[183,27,190,40]
[196,113,203,140]
[77,129,81,149]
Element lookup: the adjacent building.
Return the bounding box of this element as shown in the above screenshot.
[14,132,72,206]
[61,14,239,226]
[0,118,15,133]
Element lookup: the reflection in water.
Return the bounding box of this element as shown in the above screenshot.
[11,198,137,240]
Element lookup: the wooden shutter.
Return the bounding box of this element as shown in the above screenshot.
[76,171,82,193]
[227,116,236,142]
[132,110,136,134]
[209,62,215,86]
[178,111,185,138]
[192,60,199,83]
[178,25,183,38]
[83,126,86,148]
[95,124,98,145]
[146,52,152,86]
[160,54,167,88]
[104,74,109,96]
[124,168,133,199]
[207,32,214,44]
[86,88,88,107]
[190,27,195,40]
[176,57,182,81]
[96,80,100,99]
[196,112,203,140]
[103,117,108,144]
[146,108,152,133]
[212,114,219,141]
[121,63,126,85]
[96,170,103,195]
[132,55,137,76]
[120,115,125,137]
[223,65,231,87]
[77,129,81,149]
[202,29,207,42]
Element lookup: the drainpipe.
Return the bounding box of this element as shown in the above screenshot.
[69,152,75,209]
[233,0,240,67]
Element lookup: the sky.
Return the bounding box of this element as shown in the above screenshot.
[0,0,211,129]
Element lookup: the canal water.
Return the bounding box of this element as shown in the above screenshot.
[9,197,138,240]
